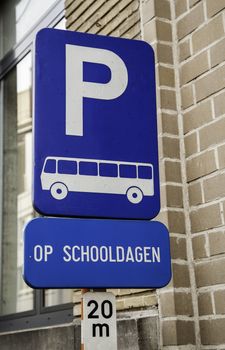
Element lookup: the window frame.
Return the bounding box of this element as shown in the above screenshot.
[0,0,65,79]
[0,0,74,333]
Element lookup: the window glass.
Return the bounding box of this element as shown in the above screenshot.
[58,160,77,174]
[99,163,118,177]
[44,159,56,173]
[0,0,71,318]
[45,289,74,307]
[138,165,152,179]
[1,53,34,315]
[119,164,136,178]
[1,52,72,315]
[0,0,58,59]
[17,54,32,128]
[79,161,98,176]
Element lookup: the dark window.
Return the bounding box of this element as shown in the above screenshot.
[138,165,152,179]
[99,163,118,177]
[79,161,97,175]
[44,159,56,173]
[0,2,72,334]
[119,164,136,178]
[58,160,77,174]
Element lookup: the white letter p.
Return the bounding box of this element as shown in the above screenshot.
[66,44,128,136]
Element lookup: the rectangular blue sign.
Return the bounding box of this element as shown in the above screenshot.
[23,218,171,289]
[34,28,160,220]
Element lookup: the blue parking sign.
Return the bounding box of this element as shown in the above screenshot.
[34,28,160,219]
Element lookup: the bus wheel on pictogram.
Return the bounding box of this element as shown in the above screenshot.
[126,187,143,204]
[50,182,68,200]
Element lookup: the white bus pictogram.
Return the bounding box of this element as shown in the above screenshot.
[41,157,154,204]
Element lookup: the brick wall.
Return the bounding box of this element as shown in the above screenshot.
[65,0,141,38]
[143,0,225,347]
[176,0,225,348]
[141,1,197,347]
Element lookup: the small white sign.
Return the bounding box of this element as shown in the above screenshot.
[82,292,117,350]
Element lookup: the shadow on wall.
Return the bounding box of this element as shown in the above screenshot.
[0,316,158,350]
